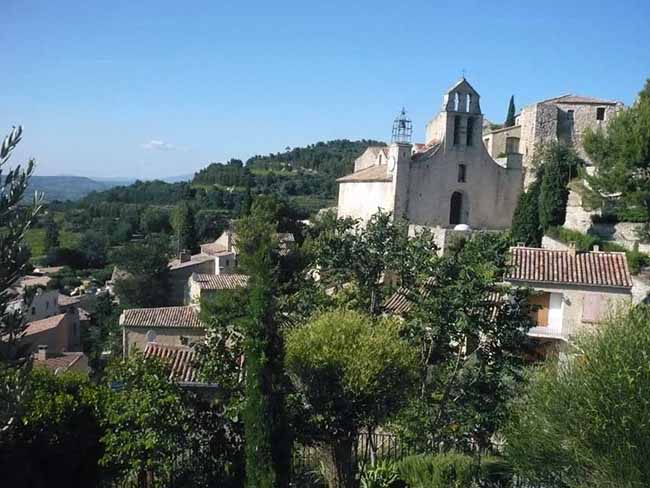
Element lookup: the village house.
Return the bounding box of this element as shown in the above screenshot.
[22,309,83,354]
[7,274,60,322]
[505,245,633,347]
[337,79,523,252]
[186,273,249,305]
[120,305,206,355]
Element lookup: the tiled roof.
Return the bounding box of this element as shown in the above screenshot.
[337,164,392,183]
[58,294,80,307]
[192,273,249,290]
[200,242,230,256]
[506,247,632,289]
[384,282,504,318]
[144,342,198,383]
[541,94,620,105]
[35,352,86,373]
[169,253,214,271]
[120,306,204,329]
[24,313,67,336]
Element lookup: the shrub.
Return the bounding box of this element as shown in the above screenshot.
[361,460,403,488]
[506,305,650,487]
[396,453,475,488]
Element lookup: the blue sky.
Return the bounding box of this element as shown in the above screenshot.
[3,0,649,179]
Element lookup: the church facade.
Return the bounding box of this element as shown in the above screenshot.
[337,79,523,230]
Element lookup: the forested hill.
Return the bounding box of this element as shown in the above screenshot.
[245,139,385,177]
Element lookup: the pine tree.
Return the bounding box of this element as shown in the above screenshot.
[0,126,42,432]
[236,197,290,488]
[505,95,516,127]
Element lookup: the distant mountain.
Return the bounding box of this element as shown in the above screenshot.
[26,176,120,202]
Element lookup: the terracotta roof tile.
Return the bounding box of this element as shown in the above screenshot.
[169,254,214,271]
[34,352,86,373]
[121,306,204,329]
[506,247,632,289]
[192,273,249,290]
[144,342,198,383]
[337,164,392,183]
[24,313,67,336]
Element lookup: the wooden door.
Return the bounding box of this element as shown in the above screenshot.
[528,292,550,327]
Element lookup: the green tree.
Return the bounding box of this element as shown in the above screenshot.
[83,293,123,373]
[140,206,171,235]
[235,196,290,488]
[96,354,189,486]
[78,229,108,268]
[0,126,42,433]
[510,176,543,246]
[0,368,103,485]
[286,309,418,488]
[111,235,171,308]
[311,211,437,315]
[393,233,533,452]
[171,201,198,253]
[534,142,582,230]
[584,80,650,226]
[506,305,650,487]
[43,215,60,252]
[505,95,516,127]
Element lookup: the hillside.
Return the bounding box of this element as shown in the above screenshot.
[245,139,385,177]
[27,175,117,202]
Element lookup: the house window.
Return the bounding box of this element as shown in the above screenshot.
[453,116,461,145]
[582,294,607,323]
[466,117,474,146]
[458,164,466,183]
[225,259,230,267]
[528,292,550,327]
[596,107,606,121]
[506,137,520,154]
[567,110,574,122]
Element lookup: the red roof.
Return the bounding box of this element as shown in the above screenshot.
[506,247,632,289]
[144,342,198,383]
[34,352,86,373]
[24,313,67,336]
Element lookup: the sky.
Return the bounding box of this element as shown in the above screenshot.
[2,0,649,179]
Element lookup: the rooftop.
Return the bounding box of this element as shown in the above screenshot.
[540,94,621,105]
[120,306,204,329]
[34,351,86,373]
[24,313,68,336]
[506,246,632,289]
[169,253,214,271]
[192,273,249,290]
[337,164,392,183]
[144,342,198,383]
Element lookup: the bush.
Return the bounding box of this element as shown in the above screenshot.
[361,460,403,488]
[396,453,475,488]
[506,305,650,487]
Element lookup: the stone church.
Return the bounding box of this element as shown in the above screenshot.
[337,79,523,232]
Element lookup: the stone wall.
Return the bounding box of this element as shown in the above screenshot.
[337,180,394,224]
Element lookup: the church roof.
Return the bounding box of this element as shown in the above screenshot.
[540,94,620,105]
[337,164,392,183]
[446,77,479,95]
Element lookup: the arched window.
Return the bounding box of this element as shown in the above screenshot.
[453,116,461,145]
[453,92,460,111]
[466,93,471,112]
[466,117,474,146]
[449,192,465,226]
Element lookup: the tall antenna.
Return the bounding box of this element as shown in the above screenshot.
[391,107,412,144]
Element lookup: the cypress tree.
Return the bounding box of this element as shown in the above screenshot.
[505,95,516,127]
[511,178,543,246]
[236,197,290,488]
[171,201,198,253]
[538,161,570,230]
[43,216,60,252]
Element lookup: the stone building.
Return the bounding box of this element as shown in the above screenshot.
[483,94,623,187]
[186,273,249,305]
[337,79,523,235]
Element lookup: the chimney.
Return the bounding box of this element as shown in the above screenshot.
[179,250,191,263]
[593,244,600,252]
[568,241,577,257]
[37,345,48,361]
